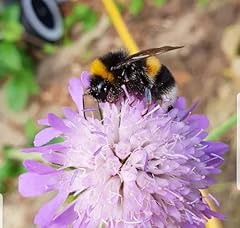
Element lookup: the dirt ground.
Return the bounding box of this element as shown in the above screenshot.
[2,0,240,227]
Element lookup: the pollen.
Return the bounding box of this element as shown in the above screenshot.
[146,56,161,79]
[90,59,114,82]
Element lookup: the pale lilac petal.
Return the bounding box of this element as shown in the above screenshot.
[34,127,62,147]
[49,202,78,228]
[187,114,209,129]
[80,71,90,89]
[174,97,186,110]
[68,77,84,114]
[23,160,56,174]
[42,152,65,165]
[38,118,49,126]
[23,143,66,153]
[34,191,69,227]
[48,113,70,132]
[203,141,229,155]
[18,171,63,196]
[63,107,77,120]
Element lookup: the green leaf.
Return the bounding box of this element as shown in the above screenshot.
[153,0,167,7]
[64,4,89,30]
[197,0,209,7]
[64,4,97,32]
[0,4,20,22]
[2,145,13,158]
[82,11,97,31]
[21,70,39,95]
[24,119,38,143]
[5,78,29,111]
[48,137,65,144]
[129,0,144,15]
[2,21,23,42]
[115,1,125,13]
[73,4,90,18]
[20,51,35,72]
[0,42,22,73]
[0,146,24,178]
[43,43,58,55]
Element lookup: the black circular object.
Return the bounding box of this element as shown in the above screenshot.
[21,0,63,42]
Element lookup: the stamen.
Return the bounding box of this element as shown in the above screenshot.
[165,189,184,202]
[94,147,102,156]
[144,105,160,118]
[207,193,220,207]
[210,153,224,161]
[70,170,79,186]
[91,131,107,137]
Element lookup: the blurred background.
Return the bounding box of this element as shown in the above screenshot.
[0,0,239,227]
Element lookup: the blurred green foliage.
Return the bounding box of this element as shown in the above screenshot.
[129,0,167,15]
[0,119,38,193]
[197,0,209,7]
[0,146,25,193]
[0,3,99,193]
[129,0,144,15]
[128,0,209,15]
[0,4,38,112]
[24,118,38,144]
[63,4,97,45]
[43,3,98,54]
[65,4,97,32]
[43,43,58,55]
[153,0,167,7]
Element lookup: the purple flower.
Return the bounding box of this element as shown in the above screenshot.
[19,72,228,227]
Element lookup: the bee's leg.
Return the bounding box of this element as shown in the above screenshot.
[97,101,103,120]
[82,93,103,120]
[82,93,87,120]
[142,88,152,116]
[144,88,152,105]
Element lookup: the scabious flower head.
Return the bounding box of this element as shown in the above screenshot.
[19,72,228,228]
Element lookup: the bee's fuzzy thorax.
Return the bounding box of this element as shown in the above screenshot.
[90,59,114,82]
[146,56,161,79]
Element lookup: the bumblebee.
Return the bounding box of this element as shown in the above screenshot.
[88,46,183,106]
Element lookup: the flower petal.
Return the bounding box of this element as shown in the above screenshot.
[187,114,209,129]
[34,191,69,227]
[23,143,66,153]
[203,141,229,155]
[63,107,77,120]
[18,171,63,197]
[175,97,187,110]
[48,113,70,133]
[23,160,56,174]
[34,127,62,147]
[49,201,78,228]
[38,118,49,126]
[42,152,65,165]
[80,71,90,89]
[68,77,84,114]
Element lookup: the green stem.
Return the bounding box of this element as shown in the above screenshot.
[207,114,237,141]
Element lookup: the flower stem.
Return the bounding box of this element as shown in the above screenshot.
[207,114,237,141]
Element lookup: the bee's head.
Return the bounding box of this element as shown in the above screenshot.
[89,76,114,102]
[89,58,117,102]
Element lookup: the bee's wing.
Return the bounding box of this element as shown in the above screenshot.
[113,46,184,69]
